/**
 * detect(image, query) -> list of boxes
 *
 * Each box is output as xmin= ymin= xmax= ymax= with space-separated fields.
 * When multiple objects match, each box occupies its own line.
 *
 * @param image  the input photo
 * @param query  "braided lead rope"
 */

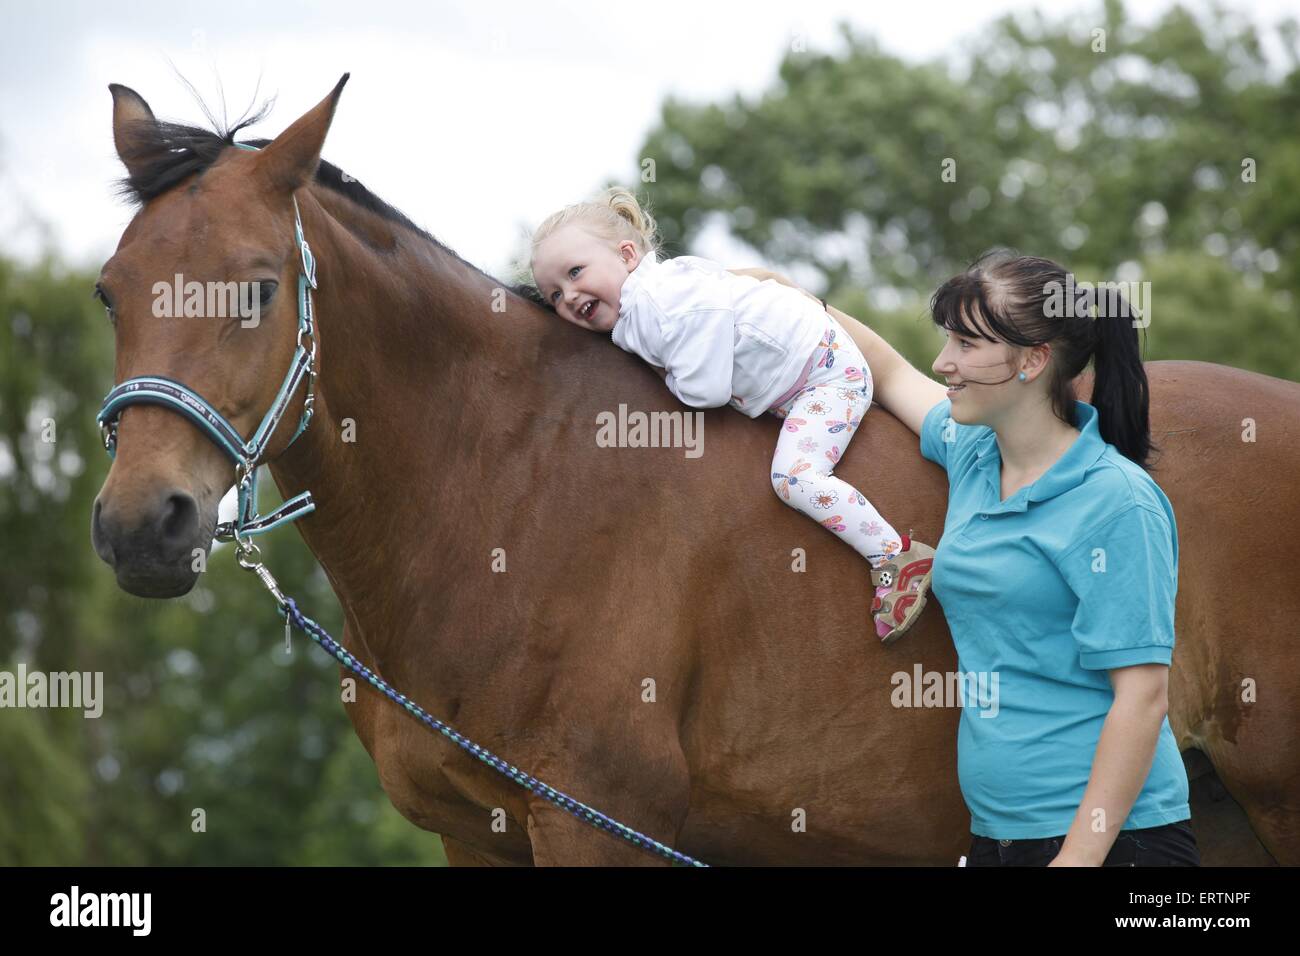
xmin=277 ymin=597 xmax=707 ymax=867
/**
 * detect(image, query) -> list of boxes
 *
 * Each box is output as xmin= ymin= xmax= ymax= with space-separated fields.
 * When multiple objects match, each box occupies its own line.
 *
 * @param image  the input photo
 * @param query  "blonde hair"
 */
xmin=530 ymin=187 xmax=662 ymax=274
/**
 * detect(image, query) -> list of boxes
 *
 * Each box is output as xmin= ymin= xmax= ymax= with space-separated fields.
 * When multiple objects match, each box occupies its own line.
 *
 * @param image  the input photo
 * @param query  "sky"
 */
xmin=2 ymin=0 xmax=1296 ymax=280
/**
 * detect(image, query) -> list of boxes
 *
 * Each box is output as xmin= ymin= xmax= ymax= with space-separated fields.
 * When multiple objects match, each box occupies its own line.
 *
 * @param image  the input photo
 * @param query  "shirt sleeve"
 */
xmin=660 ymin=308 xmax=735 ymax=409
xmin=1056 ymin=504 xmax=1179 ymax=670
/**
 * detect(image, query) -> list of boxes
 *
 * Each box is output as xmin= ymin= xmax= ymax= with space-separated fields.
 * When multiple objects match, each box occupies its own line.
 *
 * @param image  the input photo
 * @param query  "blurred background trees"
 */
xmin=2 ymin=0 xmax=1296 ymax=863
xmin=638 ymin=0 xmax=1299 ymax=376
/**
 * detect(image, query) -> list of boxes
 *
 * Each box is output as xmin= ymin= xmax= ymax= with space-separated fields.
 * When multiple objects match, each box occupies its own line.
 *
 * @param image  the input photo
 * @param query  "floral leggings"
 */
xmin=768 ymin=318 xmax=903 ymax=567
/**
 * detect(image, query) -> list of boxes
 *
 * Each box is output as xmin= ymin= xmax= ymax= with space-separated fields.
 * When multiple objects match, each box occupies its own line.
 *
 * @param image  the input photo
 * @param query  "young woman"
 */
xmin=770 ymin=250 xmax=1198 ymax=866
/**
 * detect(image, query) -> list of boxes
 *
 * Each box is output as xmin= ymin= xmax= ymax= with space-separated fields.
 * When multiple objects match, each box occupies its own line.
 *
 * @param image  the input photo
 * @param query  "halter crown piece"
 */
xmin=95 ymin=143 xmax=318 ymax=556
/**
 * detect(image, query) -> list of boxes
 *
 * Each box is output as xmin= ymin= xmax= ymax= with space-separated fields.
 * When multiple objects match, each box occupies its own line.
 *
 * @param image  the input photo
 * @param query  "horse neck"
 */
xmin=265 ymin=185 xmax=545 ymax=637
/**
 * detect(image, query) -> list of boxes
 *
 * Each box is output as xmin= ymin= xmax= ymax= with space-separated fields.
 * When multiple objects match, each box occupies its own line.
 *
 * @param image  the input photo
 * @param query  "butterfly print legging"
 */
xmin=768 ymin=321 xmax=903 ymax=567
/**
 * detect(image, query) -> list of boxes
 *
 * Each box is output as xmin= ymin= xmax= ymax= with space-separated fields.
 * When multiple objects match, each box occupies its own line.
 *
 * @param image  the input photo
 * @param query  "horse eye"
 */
xmin=92 ymin=284 xmax=116 ymax=323
xmin=258 ymin=280 xmax=278 ymax=307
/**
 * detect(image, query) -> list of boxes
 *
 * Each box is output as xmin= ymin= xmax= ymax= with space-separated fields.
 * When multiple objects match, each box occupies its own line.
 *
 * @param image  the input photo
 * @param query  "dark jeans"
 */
xmin=968 ymin=819 xmax=1200 ymax=866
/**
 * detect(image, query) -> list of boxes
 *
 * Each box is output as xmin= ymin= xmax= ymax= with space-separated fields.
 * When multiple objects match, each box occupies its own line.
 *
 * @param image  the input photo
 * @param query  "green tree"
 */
xmin=632 ymin=1 xmax=1300 ymax=381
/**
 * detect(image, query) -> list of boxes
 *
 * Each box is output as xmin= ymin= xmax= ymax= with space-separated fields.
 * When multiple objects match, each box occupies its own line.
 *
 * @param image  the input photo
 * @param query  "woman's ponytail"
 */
xmin=1089 ymin=290 xmax=1155 ymax=469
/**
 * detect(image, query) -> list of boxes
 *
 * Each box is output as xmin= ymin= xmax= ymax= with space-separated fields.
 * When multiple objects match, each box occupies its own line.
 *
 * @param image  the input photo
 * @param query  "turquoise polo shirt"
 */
xmin=920 ymin=398 xmax=1190 ymax=839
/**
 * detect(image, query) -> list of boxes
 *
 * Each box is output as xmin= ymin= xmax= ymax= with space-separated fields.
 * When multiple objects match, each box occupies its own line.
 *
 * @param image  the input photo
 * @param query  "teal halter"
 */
xmin=95 ymin=143 xmax=318 ymax=548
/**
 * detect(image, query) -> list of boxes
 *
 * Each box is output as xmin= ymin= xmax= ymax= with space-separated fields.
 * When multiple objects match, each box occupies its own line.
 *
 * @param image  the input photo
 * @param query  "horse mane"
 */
xmin=112 ymin=96 xmax=545 ymax=306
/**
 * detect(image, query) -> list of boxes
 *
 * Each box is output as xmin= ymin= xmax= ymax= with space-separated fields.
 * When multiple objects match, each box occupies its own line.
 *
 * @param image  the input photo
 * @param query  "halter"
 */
xmin=95 ymin=143 xmax=318 ymax=555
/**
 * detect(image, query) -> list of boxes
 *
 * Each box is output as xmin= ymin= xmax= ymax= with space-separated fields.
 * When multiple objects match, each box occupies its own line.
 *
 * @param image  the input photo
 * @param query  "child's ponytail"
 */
xmin=599 ymin=187 xmax=660 ymax=257
xmin=530 ymin=186 xmax=662 ymax=266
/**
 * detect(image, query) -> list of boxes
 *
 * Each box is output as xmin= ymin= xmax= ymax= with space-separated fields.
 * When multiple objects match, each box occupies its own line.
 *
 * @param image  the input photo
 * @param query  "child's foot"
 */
xmin=871 ymin=531 xmax=936 ymax=645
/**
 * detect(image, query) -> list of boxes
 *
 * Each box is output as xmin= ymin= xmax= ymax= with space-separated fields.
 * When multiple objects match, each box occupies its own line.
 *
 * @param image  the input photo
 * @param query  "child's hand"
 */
xmin=727 ymin=267 xmax=822 ymax=306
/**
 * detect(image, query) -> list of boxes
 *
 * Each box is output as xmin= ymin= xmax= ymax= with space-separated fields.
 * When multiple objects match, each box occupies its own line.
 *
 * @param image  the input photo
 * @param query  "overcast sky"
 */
xmin=2 ymin=0 xmax=1294 ymax=279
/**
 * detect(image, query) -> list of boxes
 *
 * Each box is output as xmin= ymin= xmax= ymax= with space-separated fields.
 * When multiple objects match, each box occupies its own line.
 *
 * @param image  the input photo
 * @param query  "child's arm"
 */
xmin=728 ymin=267 xmax=822 ymax=306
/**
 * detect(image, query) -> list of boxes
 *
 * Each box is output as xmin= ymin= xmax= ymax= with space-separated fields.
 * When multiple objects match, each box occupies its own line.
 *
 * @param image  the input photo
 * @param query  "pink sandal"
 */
xmin=871 ymin=532 xmax=936 ymax=644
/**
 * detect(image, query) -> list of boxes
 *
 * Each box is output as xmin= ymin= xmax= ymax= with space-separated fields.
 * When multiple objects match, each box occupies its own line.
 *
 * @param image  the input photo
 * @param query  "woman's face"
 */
xmin=931 ymin=309 xmax=1027 ymax=425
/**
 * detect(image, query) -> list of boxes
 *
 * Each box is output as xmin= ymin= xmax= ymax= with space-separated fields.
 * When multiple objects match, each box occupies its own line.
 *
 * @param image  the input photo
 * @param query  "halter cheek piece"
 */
xmin=95 ymin=143 xmax=318 ymax=556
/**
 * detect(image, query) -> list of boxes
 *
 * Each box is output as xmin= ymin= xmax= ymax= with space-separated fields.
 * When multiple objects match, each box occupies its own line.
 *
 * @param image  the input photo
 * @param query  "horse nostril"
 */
xmin=91 ymin=497 xmax=116 ymax=564
xmin=158 ymin=491 xmax=199 ymax=547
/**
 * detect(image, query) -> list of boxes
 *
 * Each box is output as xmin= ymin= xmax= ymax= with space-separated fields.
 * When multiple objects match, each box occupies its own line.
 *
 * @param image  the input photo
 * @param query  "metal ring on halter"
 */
xmin=235 ymin=538 xmax=262 ymax=568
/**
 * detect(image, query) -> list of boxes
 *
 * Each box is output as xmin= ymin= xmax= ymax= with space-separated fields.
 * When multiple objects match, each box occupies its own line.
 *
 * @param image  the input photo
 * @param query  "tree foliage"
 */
xmin=635 ymin=2 xmax=1298 ymax=377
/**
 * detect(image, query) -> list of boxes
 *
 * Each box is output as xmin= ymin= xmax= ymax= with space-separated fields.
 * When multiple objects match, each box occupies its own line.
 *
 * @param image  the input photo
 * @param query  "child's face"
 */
xmin=531 ymin=225 xmax=641 ymax=332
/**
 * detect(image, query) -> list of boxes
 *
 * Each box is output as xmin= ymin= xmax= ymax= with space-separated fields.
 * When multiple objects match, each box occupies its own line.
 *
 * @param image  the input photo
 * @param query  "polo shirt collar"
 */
xmin=974 ymin=400 xmax=1107 ymax=512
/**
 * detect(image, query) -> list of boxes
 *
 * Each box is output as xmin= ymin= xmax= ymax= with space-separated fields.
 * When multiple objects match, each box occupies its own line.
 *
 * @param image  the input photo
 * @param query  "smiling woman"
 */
xmin=810 ymin=249 xmax=1198 ymax=866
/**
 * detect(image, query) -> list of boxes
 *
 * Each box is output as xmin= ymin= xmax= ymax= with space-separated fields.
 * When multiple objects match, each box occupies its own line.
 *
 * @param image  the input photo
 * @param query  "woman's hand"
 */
xmin=727 ymin=267 xmax=822 ymax=306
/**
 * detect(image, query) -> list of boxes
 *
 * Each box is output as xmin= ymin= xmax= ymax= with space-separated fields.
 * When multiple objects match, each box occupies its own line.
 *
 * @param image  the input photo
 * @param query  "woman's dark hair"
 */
xmin=929 ymin=249 xmax=1157 ymax=470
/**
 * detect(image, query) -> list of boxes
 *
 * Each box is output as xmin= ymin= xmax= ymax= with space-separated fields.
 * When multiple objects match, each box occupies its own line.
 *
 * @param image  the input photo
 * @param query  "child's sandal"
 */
xmin=871 ymin=531 xmax=936 ymax=645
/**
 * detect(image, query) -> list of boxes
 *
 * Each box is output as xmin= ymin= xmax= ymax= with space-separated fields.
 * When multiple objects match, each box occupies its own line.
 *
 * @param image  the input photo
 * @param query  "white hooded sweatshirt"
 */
xmin=610 ymin=252 xmax=828 ymax=418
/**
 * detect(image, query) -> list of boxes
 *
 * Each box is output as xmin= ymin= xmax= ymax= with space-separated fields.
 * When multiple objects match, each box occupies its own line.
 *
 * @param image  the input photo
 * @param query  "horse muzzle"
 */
xmin=92 ymin=483 xmax=211 ymax=597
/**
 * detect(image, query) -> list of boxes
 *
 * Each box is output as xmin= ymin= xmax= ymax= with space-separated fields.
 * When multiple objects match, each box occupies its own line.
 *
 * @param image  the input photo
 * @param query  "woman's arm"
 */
xmin=828 ymin=305 xmax=947 ymax=437
xmin=727 ymin=268 xmax=946 ymax=436
xmin=1049 ymin=664 xmax=1170 ymax=866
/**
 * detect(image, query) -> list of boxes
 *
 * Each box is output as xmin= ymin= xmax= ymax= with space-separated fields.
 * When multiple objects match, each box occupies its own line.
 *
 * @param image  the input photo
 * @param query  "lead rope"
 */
xmin=236 ymin=546 xmax=706 ymax=866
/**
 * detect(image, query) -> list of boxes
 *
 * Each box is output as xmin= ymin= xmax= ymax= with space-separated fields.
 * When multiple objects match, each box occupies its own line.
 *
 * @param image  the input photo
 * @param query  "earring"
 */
xmin=1018 ymin=372 xmax=1027 ymax=382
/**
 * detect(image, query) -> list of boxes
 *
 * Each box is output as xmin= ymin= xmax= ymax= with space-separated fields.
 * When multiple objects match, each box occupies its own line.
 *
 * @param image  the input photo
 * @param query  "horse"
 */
xmin=91 ymin=76 xmax=1299 ymax=865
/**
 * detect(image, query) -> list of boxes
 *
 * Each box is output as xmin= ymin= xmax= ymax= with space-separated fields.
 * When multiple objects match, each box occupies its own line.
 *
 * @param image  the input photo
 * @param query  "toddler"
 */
xmin=529 ymin=188 xmax=934 ymax=642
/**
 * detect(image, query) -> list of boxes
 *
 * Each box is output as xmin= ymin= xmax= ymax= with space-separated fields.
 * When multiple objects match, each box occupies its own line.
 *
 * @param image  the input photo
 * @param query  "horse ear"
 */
xmin=253 ymin=73 xmax=350 ymax=195
xmin=109 ymin=84 xmax=163 ymax=181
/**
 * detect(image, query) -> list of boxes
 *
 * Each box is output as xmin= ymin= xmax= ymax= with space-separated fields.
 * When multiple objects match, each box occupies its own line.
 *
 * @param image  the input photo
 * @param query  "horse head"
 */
xmin=91 ymin=75 xmax=349 ymax=597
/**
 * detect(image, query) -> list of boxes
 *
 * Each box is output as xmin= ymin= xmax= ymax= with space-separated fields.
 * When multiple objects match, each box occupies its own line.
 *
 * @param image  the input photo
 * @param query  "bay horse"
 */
xmin=91 ymin=76 xmax=1299 ymax=865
